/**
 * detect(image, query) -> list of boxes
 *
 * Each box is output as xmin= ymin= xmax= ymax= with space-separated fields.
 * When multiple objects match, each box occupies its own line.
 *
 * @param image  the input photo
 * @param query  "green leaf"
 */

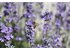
xmin=22 ymin=41 xmax=30 ymax=48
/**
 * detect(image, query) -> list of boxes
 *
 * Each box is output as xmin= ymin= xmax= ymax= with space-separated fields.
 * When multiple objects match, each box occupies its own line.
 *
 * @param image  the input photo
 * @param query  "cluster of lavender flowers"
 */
xmin=0 ymin=2 xmax=70 ymax=48
xmin=0 ymin=3 xmax=22 ymax=48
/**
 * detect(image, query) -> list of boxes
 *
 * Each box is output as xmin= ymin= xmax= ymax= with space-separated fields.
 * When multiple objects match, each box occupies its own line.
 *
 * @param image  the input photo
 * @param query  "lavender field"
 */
xmin=0 ymin=2 xmax=70 ymax=48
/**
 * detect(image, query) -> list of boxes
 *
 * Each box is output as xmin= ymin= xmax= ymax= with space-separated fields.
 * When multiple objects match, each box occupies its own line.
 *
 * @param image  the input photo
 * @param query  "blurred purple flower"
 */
xmin=15 ymin=37 xmax=22 ymax=41
xmin=4 ymin=3 xmax=12 ymax=9
xmin=5 ymin=17 xmax=13 ymax=23
xmin=4 ymin=35 xmax=11 ymax=40
xmin=56 ymin=2 xmax=66 ymax=12
xmin=14 ymin=25 xmax=20 ymax=31
xmin=10 ymin=34 xmax=14 ymax=39
xmin=7 ymin=27 xmax=13 ymax=33
xmin=1 ymin=26 xmax=8 ymax=33
xmin=13 ymin=17 xmax=19 ymax=23
xmin=4 ymin=34 xmax=14 ymax=40
xmin=1 ymin=26 xmax=13 ymax=34
xmin=43 ymin=23 xmax=52 ymax=31
xmin=41 ymin=11 xmax=52 ymax=21
xmin=66 ymin=23 xmax=70 ymax=30
xmin=0 ymin=38 xmax=4 ymax=42
xmin=55 ymin=19 xmax=61 ymax=27
xmin=5 ymin=41 xmax=11 ymax=47
xmin=26 ymin=19 xmax=34 ymax=26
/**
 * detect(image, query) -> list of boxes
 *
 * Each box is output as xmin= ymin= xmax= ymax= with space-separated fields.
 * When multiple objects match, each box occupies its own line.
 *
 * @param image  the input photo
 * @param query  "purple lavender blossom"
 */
xmin=1 ymin=26 xmax=13 ymax=34
xmin=4 ymin=34 xmax=14 ymax=40
xmin=43 ymin=23 xmax=52 ymax=31
xmin=4 ymin=3 xmax=12 ymax=9
xmin=55 ymin=19 xmax=61 ymax=27
xmin=6 ymin=27 xmax=13 ymax=34
xmin=25 ymin=19 xmax=35 ymax=47
xmin=0 ymin=38 xmax=4 ymax=42
xmin=41 ymin=11 xmax=52 ymax=21
xmin=14 ymin=25 xmax=20 ymax=32
xmin=5 ymin=17 xmax=13 ymax=23
xmin=3 ymin=9 xmax=10 ymax=16
xmin=56 ymin=2 xmax=66 ymax=12
xmin=66 ymin=23 xmax=70 ymax=30
xmin=51 ymin=34 xmax=62 ymax=48
xmin=26 ymin=20 xmax=33 ymax=26
xmin=15 ymin=37 xmax=22 ymax=41
xmin=4 ymin=35 xmax=11 ymax=40
xmin=1 ymin=26 xmax=8 ymax=33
